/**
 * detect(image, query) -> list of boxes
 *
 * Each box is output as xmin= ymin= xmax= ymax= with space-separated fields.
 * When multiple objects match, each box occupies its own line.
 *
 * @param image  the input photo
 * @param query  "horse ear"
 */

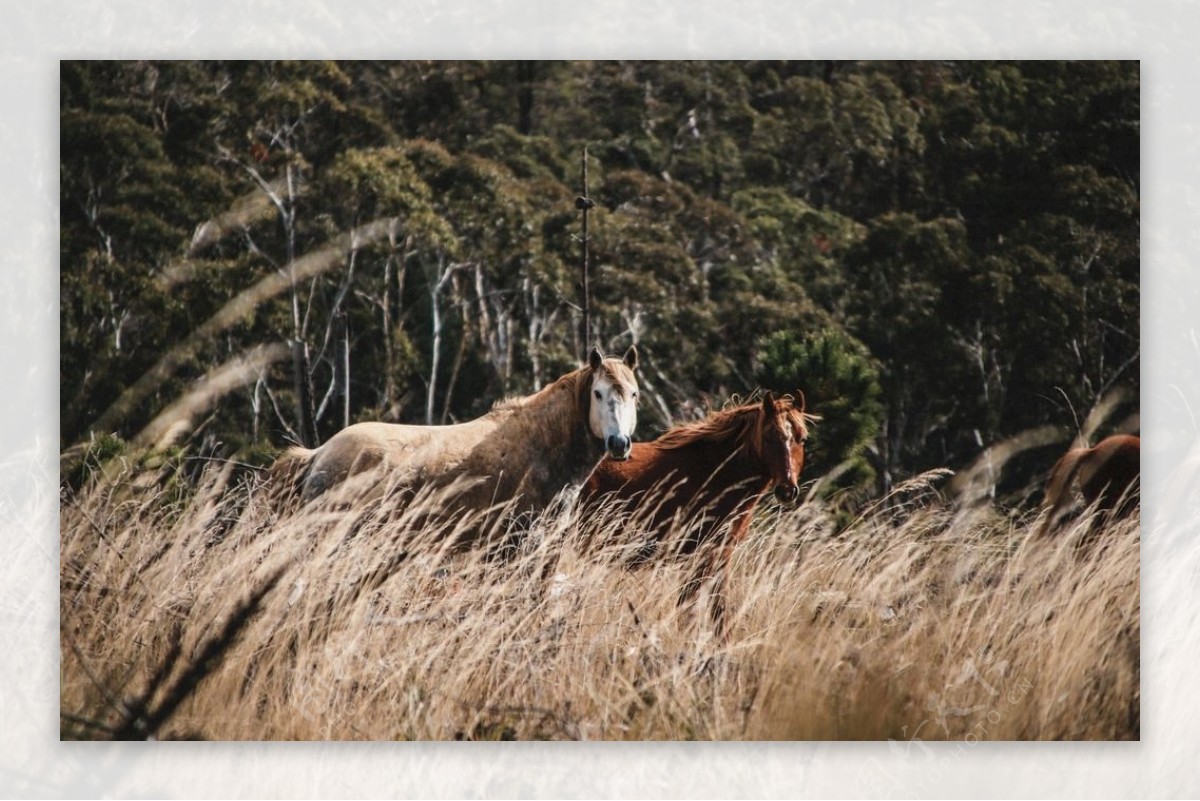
xmin=623 ymin=345 xmax=638 ymax=369
xmin=588 ymin=347 xmax=603 ymax=371
xmin=762 ymin=390 xmax=776 ymax=416
xmin=792 ymin=389 xmax=806 ymax=413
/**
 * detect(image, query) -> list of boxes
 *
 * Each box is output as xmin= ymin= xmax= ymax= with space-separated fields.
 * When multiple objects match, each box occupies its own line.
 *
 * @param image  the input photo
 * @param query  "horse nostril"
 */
xmin=775 ymin=484 xmax=799 ymax=503
xmin=607 ymin=435 xmax=632 ymax=459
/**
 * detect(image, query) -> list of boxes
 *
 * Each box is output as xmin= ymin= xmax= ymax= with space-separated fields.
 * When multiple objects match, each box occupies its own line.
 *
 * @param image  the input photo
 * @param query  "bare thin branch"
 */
xmin=80 ymin=218 xmax=401 ymax=444
xmin=131 ymin=342 xmax=291 ymax=451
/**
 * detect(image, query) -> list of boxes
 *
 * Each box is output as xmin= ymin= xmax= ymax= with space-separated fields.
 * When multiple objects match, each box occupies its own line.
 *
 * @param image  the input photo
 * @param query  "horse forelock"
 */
xmin=594 ymin=358 xmax=637 ymax=398
xmin=781 ymin=405 xmax=817 ymax=440
xmin=758 ymin=390 xmax=815 ymax=437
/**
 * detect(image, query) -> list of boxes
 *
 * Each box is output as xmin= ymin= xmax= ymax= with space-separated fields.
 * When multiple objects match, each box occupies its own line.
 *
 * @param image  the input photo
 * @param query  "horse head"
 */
xmin=586 ymin=346 xmax=639 ymax=460
xmin=756 ymin=389 xmax=808 ymax=503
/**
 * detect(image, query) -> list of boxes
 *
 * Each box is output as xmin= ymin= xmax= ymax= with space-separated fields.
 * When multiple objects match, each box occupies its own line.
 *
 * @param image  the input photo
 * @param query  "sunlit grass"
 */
xmin=60 ymin=460 xmax=1138 ymax=741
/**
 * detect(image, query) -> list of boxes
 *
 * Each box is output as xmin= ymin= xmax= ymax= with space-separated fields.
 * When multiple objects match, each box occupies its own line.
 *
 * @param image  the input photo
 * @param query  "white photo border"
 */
xmin=7 ymin=1 xmax=1198 ymax=797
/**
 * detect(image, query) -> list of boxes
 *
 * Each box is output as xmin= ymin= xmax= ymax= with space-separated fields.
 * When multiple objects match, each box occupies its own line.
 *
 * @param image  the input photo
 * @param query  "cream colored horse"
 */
xmin=269 ymin=347 xmax=639 ymax=521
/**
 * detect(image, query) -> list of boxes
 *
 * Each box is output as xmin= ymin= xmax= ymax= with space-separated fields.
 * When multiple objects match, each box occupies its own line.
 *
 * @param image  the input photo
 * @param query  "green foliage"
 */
xmin=730 ymin=187 xmax=865 ymax=313
xmin=62 ymin=433 xmax=130 ymax=491
xmin=755 ymin=329 xmax=884 ymax=494
xmin=59 ymin=60 xmax=1139 ymax=500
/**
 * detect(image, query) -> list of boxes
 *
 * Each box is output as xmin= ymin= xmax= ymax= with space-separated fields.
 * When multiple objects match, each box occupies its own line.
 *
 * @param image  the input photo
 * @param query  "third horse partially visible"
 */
xmin=1038 ymin=433 xmax=1140 ymax=539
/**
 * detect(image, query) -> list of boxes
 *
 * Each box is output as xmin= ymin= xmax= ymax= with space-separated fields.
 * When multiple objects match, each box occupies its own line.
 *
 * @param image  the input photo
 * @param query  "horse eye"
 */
xmin=594 ymin=390 xmax=602 ymax=399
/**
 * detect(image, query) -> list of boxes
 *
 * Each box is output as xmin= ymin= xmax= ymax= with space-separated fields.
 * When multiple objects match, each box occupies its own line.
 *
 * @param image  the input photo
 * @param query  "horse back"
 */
xmin=582 ymin=443 xmax=709 ymax=505
xmin=582 ymin=443 xmax=653 ymax=499
xmin=302 ymin=420 xmax=466 ymax=500
xmin=264 ymin=445 xmax=314 ymax=506
xmin=1080 ymin=434 xmax=1140 ymax=508
xmin=1040 ymin=434 xmax=1140 ymax=537
xmin=581 ymin=439 xmax=762 ymax=538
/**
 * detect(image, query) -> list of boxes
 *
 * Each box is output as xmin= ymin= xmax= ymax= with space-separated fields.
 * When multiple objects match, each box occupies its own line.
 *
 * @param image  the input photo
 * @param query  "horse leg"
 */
xmin=483 ymin=532 xmax=519 ymax=563
xmin=678 ymin=515 xmax=750 ymax=640
xmin=708 ymin=513 xmax=754 ymax=640
xmin=1082 ymin=446 xmax=1140 ymax=518
xmin=676 ymin=537 xmax=719 ymax=629
xmin=1085 ymin=475 xmax=1140 ymax=551
xmin=676 ymin=561 xmax=707 ymax=609
xmin=709 ymin=561 xmax=730 ymax=641
xmin=1115 ymin=476 xmax=1140 ymax=520
xmin=678 ymin=541 xmax=739 ymax=642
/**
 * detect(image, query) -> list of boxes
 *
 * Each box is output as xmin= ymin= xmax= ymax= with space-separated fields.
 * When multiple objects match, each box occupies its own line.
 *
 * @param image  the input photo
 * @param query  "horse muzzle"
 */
xmin=774 ymin=483 xmax=800 ymax=503
xmin=606 ymin=434 xmax=632 ymax=461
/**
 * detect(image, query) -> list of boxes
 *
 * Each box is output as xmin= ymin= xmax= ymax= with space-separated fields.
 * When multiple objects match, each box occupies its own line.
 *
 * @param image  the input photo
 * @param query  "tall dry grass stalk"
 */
xmin=60 ymin=460 xmax=1138 ymax=741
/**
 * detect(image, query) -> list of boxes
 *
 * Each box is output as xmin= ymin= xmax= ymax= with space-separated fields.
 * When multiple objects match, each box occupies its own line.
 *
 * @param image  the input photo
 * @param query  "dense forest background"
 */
xmin=59 ymin=60 xmax=1139 ymax=502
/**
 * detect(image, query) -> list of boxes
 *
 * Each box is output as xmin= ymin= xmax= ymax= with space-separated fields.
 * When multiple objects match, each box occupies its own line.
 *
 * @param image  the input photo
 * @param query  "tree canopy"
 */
xmin=60 ymin=60 xmax=1139 ymax=499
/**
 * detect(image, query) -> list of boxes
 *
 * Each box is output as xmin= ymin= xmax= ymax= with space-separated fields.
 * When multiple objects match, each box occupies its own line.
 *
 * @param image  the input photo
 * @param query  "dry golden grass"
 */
xmin=59 ymin=459 xmax=1139 ymax=741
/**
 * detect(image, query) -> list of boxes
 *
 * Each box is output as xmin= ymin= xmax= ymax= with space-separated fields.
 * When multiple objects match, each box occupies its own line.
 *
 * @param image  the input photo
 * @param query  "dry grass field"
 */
xmin=59 ymin=457 xmax=1139 ymax=741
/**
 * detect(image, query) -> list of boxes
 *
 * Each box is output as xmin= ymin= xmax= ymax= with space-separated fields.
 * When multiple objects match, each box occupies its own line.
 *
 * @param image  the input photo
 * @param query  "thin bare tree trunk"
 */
xmin=82 ymin=218 xmax=400 ymax=444
xmin=338 ymin=309 xmax=350 ymax=430
xmin=427 ymin=262 xmax=443 ymax=426
xmin=577 ymin=147 xmax=594 ymax=360
xmin=523 ymin=276 xmax=543 ymax=390
xmin=441 ymin=282 xmax=470 ymax=425
xmin=381 ymin=254 xmax=395 ymax=411
xmin=426 ymin=254 xmax=458 ymax=426
xmin=291 ymin=339 xmax=318 ymax=447
xmin=271 ymin=160 xmax=318 ymax=448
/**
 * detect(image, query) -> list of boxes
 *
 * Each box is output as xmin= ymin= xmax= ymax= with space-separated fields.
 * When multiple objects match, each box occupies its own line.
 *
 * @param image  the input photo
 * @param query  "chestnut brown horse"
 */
xmin=269 ymin=348 xmax=639 ymax=540
xmin=580 ymin=390 xmax=813 ymax=635
xmin=1038 ymin=433 xmax=1140 ymax=538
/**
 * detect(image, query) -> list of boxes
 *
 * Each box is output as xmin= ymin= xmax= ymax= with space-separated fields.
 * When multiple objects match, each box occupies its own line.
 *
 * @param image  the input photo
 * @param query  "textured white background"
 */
xmin=4 ymin=1 xmax=1198 ymax=797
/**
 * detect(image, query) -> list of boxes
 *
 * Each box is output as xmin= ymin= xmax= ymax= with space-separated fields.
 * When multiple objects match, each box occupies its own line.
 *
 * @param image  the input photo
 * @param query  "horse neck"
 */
xmin=661 ymin=413 xmax=771 ymax=492
xmin=521 ymin=369 xmax=603 ymax=476
xmin=648 ymin=417 xmax=771 ymax=544
xmin=717 ymin=428 xmax=773 ymax=491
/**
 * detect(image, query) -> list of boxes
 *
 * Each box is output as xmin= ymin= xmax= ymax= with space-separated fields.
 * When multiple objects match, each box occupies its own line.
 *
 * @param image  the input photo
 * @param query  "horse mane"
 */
xmin=490 ymin=359 xmax=635 ymax=414
xmin=651 ymin=394 xmax=814 ymax=453
xmin=491 ymin=368 xmax=585 ymax=413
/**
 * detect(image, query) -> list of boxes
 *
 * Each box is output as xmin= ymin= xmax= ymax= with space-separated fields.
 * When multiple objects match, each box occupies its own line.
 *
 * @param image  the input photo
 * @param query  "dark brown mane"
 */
xmin=651 ymin=398 xmax=813 ymax=452
xmin=652 ymin=404 xmax=758 ymax=451
xmin=782 ymin=405 xmax=815 ymax=437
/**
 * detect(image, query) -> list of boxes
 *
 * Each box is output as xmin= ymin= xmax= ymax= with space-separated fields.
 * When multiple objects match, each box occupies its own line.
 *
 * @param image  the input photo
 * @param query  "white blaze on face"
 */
xmin=588 ymin=370 xmax=637 ymax=458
